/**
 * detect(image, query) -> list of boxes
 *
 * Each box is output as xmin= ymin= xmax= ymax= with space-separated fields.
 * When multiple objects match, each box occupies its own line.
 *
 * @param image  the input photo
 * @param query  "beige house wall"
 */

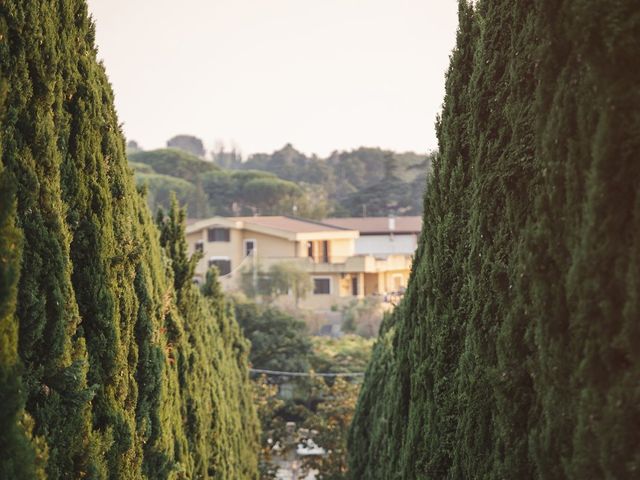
xmin=301 ymin=238 xmax=356 ymax=263
xmin=187 ymin=230 xmax=211 ymax=278
xmin=337 ymin=274 xmax=353 ymax=297
xmin=240 ymin=230 xmax=296 ymax=260
xmin=328 ymin=238 xmax=355 ymax=258
xmin=298 ymin=273 xmax=353 ymax=311
xmin=295 ymin=240 xmax=308 ymax=257
xmin=186 ymin=231 xmax=204 ymax=250
xmin=364 ymin=273 xmax=379 ymax=295
xmin=295 ymin=271 xmax=374 ymax=311
xmin=189 ymin=226 xmax=243 ymax=278
xmin=382 ymin=270 xmax=407 ymax=291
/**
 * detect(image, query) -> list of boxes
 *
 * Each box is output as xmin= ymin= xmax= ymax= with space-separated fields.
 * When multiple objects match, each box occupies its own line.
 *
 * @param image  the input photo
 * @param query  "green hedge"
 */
xmin=348 ymin=1 xmax=640 ymax=478
xmin=0 ymin=1 xmax=258 ymax=478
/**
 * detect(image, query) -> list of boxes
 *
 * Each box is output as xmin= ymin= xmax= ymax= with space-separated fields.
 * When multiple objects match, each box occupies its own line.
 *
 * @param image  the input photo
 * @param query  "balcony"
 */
xmin=259 ymin=254 xmax=412 ymax=274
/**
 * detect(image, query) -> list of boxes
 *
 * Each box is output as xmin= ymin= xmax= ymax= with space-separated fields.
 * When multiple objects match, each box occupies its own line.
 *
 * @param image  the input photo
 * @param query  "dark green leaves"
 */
xmin=349 ymin=1 xmax=640 ymax=478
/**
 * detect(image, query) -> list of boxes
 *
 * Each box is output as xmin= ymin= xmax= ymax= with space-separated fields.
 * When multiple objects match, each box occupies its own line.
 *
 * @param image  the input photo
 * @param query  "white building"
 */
xmin=322 ymin=216 xmax=422 ymax=256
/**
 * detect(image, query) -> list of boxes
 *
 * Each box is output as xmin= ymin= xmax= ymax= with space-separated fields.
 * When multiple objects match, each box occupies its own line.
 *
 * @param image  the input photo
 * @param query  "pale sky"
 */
xmin=87 ymin=0 xmax=458 ymax=157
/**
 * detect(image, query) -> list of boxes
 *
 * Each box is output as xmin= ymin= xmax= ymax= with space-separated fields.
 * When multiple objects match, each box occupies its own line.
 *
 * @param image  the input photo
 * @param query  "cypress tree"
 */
xmin=157 ymin=199 xmax=260 ymax=478
xmin=0 ymin=129 xmax=40 ymax=479
xmin=349 ymin=4 xmax=477 ymax=477
xmin=0 ymin=21 xmax=31 ymax=473
xmin=452 ymin=1 xmax=538 ymax=477
xmin=349 ymin=1 xmax=640 ymax=478
xmin=526 ymin=1 xmax=640 ymax=477
xmin=0 ymin=1 xmax=259 ymax=478
xmin=1 ymin=2 xmax=101 ymax=476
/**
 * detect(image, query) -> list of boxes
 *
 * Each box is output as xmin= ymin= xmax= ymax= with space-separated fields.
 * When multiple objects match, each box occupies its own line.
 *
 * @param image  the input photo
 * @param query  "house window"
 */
xmin=307 ymin=241 xmax=314 ymax=258
xmin=208 ymin=257 xmax=231 ymax=276
xmin=244 ymin=239 xmax=256 ymax=257
xmin=321 ymin=240 xmax=329 ymax=263
xmin=351 ymin=276 xmax=359 ymax=296
xmin=313 ymin=277 xmax=331 ymax=295
xmin=195 ymin=240 xmax=204 ymax=253
xmin=208 ymin=227 xmax=230 ymax=242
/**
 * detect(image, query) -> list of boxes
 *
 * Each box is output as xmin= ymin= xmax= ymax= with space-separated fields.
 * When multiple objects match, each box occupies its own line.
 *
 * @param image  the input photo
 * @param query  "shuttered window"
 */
xmin=208 ymin=227 xmax=230 ymax=242
xmin=313 ymin=278 xmax=331 ymax=295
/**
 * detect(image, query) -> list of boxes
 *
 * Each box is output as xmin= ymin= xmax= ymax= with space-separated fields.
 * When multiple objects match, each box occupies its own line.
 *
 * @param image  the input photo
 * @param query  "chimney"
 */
xmin=388 ymin=215 xmax=396 ymax=232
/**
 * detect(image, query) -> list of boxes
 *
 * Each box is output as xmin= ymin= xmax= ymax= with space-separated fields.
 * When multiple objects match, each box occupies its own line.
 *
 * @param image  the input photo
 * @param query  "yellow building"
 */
xmin=185 ymin=216 xmax=414 ymax=312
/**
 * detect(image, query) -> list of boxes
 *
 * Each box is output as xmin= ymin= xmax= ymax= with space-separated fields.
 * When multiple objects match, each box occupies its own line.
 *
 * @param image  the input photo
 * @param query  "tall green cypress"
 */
xmin=452 ymin=1 xmax=539 ymax=477
xmin=349 ymin=4 xmax=478 ymax=477
xmin=157 ymin=199 xmax=260 ymax=478
xmin=0 ymin=118 xmax=39 ymax=479
xmin=0 ymin=1 xmax=259 ymax=478
xmin=349 ymin=1 xmax=640 ymax=478
xmin=0 ymin=2 xmax=100 ymax=476
xmin=526 ymin=1 xmax=640 ymax=477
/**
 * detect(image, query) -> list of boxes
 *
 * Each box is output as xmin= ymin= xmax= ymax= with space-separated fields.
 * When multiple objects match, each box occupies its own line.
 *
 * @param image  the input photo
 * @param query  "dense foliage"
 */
xmin=237 ymin=144 xmax=431 ymax=217
xmin=232 ymin=296 xmax=313 ymax=373
xmin=349 ymin=1 xmax=640 ymax=478
xmin=137 ymin=172 xmax=205 ymax=217
xmin=338 ymin=298 xmax=384 ymax=338
xmin=200 ymin=170 xmax=307 ymax=217
xmin=131 ymin=142 xmax=430 ymax=219
xmin=156 ymin=202 xmax=260 ymax=479
xmin=129 ymin=149 xmax=326 ymax=218
xmin=238 ymin=262 xmax=313 ymax=307
xmin=309 ymin=335 xmax=374 ymax=375
xmin=302 ymin=377 xmax=360 ymax=480
xmin=230 ymin=292 xmax=374 ymax=479
xmin=130 ymin=148 xmax=218 ymax=183
xmin=250 ymin=332 xmax=373 ymax=480
xmin=0 ymin=2 xmax=258 ymax=478
xmin=0 ymin=102 xmax=44 ymax=480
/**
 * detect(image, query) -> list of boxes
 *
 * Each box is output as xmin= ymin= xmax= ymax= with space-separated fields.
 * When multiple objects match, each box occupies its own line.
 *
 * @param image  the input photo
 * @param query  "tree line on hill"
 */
xmin=130 ymin=148 xmax=329 ymax=219
xmin=348 ymin=1 xmax=639 ymax=479
xmin=128 ymin=140 xmax=432 ymax=219
xmin=267 ymin=144 xmax=432 ymax=218
xmin=0 ymin=2 xmax=258 ymax=478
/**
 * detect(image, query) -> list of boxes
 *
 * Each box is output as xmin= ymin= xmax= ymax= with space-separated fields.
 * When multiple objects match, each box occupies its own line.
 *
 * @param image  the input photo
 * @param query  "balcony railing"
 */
xmin=257 ymin=254 xmax=413 ymax=273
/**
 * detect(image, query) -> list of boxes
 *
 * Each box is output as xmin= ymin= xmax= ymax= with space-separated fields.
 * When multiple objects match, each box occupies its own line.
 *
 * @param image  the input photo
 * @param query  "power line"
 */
xmin=249 ymin=368 xmax=365 ymax=378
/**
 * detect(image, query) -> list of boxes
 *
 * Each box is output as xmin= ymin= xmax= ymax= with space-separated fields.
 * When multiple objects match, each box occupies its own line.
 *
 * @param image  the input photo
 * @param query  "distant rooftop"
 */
xmin=233 ymin=216 xmax=348 ymax=233
xmin=186 ymin=215 xmax=357 ymax=240
xmin=323 ymin=216 xmax=422 ymax=234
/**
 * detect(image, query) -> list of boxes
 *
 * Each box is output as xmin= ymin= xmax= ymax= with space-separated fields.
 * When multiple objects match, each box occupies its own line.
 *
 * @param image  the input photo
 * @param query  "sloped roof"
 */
xmin=323 ymin=216 xmax=422 ymax=234
xmin=234 ymin=216 xmax=348 ymax=233
xmin=186 ymin=215 xmax=358 ymax=241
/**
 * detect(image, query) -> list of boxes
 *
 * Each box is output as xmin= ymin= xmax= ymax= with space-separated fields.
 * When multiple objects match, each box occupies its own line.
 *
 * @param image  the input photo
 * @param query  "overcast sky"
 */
xmin=86 ymin=0 xmax=458 ymax=157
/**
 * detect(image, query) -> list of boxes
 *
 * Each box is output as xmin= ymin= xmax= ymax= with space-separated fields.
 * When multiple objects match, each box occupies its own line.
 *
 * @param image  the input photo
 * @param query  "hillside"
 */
xmin=0 ymin=2 xmax=258 ymax=478
xmin=130 ymin=148 xmax=219 ymax=182
xmin=348 ymin=1 xmax=640 ymax=478
xmin=129 ymin=148 xmax=319 ymax=218
xmin=237 ymin=144 xmax=432 ymax=217
xmin=131 ymin=143 xmax=431 ymax=219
